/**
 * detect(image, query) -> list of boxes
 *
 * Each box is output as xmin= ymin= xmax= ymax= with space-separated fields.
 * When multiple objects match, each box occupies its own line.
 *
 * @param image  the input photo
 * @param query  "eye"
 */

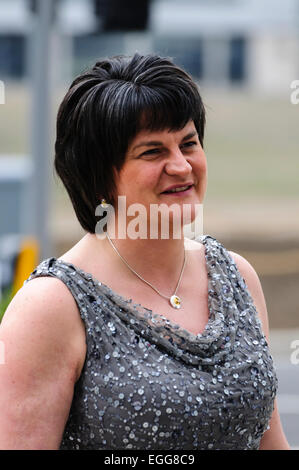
xmin=181 ymin=141 xmax=197 ymax=149
xmin=139 ymin=148 xmax=162 ymax=158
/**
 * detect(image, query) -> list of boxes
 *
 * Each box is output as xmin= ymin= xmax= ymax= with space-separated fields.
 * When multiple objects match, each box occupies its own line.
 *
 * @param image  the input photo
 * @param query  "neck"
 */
xmin=92 ymin=231 xmax=187 ymax=289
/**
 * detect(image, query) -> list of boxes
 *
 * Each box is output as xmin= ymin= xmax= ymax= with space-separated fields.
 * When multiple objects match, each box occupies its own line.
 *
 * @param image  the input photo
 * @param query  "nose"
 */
xmin=164 ymin=148 xmax=192 ymax=176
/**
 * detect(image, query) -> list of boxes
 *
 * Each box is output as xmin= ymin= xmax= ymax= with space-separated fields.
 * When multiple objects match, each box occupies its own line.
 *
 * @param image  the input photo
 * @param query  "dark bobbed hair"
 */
xmin=54 ymin=53 xmax=206 ymax=233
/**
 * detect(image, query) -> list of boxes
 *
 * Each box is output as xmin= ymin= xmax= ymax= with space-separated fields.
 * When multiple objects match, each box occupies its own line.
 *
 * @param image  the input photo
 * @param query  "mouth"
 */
xmin=161 ymin=184 xmax=194 ymax=195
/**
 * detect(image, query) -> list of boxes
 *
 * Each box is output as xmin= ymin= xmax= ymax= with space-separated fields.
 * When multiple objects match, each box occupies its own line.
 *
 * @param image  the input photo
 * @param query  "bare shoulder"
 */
xmin=2 ymin=275 xmax=83 ymax=330
xmin=1 ymin=275 xmax=86 ymax=381
xmin=228 ymin=251 xmax=260 ymax=284
xmin=0 ymin=276 xmax=86 ymax=449
xmin=228 ymin=250 xmax=269 ymax=340
xmin=4 ymin=274 xmax=77 ymax=311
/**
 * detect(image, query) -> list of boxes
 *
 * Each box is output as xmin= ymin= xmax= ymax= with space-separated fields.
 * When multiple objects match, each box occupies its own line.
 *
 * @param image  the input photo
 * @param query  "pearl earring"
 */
xmin=100 ymin=198 xmax=109 ymax=208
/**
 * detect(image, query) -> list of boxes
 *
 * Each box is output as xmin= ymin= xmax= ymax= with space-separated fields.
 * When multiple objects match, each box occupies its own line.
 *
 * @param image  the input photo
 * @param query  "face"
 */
xmin=112 ymin=120 xmax=208 ymax=237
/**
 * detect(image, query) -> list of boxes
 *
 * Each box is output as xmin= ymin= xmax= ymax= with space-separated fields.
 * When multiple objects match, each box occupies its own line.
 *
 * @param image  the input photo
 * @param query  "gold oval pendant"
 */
xmin=170 ymin=295 xmax=182 ymax=309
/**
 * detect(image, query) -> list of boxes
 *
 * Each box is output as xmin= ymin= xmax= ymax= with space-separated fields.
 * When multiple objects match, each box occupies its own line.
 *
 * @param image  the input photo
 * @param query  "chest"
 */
xmin=95 ymin=263 xmax=210 ymax=336
xmin=61 ymin=238 xmax=210 ymax=336
xmin=61 ymin=307 xmax=277 ymax=451
xmin=134 ymin=287 xmax=210 ymax=336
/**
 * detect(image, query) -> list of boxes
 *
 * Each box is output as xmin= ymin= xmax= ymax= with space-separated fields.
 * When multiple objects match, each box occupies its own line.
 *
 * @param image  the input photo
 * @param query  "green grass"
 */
xmin=0 ymin=287 xmax=13 ymax=323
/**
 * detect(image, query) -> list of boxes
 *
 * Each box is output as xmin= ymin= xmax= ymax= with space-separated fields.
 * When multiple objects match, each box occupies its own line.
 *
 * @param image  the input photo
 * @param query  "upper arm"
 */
xmin=229 ymin=251 xmax=290 ymax=450
xmin=0 ymin=277 xmax=86 ymax=449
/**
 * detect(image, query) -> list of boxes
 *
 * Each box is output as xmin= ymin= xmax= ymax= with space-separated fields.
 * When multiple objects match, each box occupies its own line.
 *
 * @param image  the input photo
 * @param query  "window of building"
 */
xmin=229 ymin=36 xmax=246 ymax=83
xmin=0 ymin=35 xmax=25 ymax=79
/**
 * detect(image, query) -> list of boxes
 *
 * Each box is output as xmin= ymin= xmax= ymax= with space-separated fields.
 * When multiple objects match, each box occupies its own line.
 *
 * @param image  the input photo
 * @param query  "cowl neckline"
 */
xmin=53 ymin=234 xmax=242 ymax=366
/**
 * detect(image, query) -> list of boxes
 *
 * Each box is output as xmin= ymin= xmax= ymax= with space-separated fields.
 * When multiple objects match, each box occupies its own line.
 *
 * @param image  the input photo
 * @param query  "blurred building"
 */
xmin=0 ymin=0 xmax=299 ymax=91
xmin=151 ymin=0 xmax=299 ymax=94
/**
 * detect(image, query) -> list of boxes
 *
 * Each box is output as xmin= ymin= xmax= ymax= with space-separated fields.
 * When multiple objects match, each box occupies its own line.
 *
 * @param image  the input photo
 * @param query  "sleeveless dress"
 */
xmin=25 ymin=235 xmax=277 ymax=450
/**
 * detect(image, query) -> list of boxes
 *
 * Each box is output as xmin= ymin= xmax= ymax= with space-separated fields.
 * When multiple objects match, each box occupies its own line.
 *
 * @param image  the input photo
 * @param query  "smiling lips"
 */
xmin=161 ymin=183 xmax=194 ymax=195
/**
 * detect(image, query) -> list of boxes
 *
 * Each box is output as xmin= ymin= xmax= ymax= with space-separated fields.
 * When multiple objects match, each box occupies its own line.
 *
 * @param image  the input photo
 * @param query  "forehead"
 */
xmin=128 ymin=120 xmax=197 ymax=148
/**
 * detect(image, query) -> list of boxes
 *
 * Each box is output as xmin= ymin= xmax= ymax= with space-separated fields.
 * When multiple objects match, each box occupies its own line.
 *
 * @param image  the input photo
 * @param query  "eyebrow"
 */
xmin=131 ymin=131 xmax=198 ymax=152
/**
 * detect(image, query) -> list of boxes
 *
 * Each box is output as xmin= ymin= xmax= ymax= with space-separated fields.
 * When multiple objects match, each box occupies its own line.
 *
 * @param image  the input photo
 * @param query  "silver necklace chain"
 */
xmin=106 ymin=232 xmax=187 ymax=307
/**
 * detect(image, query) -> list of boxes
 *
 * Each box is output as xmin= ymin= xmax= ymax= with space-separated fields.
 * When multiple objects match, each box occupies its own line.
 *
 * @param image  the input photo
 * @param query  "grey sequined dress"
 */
xmin=25 ymin=235 xmax=277 ymax=450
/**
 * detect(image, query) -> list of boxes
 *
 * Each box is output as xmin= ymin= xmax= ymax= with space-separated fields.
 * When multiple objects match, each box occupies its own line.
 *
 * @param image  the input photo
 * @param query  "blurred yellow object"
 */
xmin=12 ymin=237 xmax=39 ymax=296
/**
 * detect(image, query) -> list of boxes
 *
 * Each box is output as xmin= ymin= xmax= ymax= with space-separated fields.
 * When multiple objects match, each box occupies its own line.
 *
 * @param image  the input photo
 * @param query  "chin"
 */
xmin=153 ymin=204 xmax=203 ymax=239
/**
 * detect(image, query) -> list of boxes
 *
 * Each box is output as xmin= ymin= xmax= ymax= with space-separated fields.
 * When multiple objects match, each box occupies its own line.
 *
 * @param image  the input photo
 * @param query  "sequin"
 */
xmin=25 ymin=235 xmax=278 ymax=450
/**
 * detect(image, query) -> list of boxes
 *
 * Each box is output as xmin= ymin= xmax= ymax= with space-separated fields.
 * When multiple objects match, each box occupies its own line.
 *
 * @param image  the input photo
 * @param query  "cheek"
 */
xmin=194 ymin=152 xmax=207 ymax=177
xmin=201 ymin=159 xmax=208 ymax=179
xmin=193 ymin=154 xmax=208 ymax=198
xmin=135 ymin=165 xmax=161 ymax=189
xmin=115 ymin=165 xmax=159 ymax=201
xmin=115 ymin=167 xmax=137 ymax=193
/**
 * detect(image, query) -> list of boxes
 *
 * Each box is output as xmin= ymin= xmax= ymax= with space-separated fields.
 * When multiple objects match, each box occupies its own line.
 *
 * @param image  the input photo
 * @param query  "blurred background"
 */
xmin=0 ymin=0 xmax=298 ymax=447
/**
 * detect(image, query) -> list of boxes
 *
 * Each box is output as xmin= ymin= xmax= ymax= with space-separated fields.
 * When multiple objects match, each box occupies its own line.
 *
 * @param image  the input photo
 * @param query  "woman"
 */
xmin=0 ymin=53 xmax=290 ymax=450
